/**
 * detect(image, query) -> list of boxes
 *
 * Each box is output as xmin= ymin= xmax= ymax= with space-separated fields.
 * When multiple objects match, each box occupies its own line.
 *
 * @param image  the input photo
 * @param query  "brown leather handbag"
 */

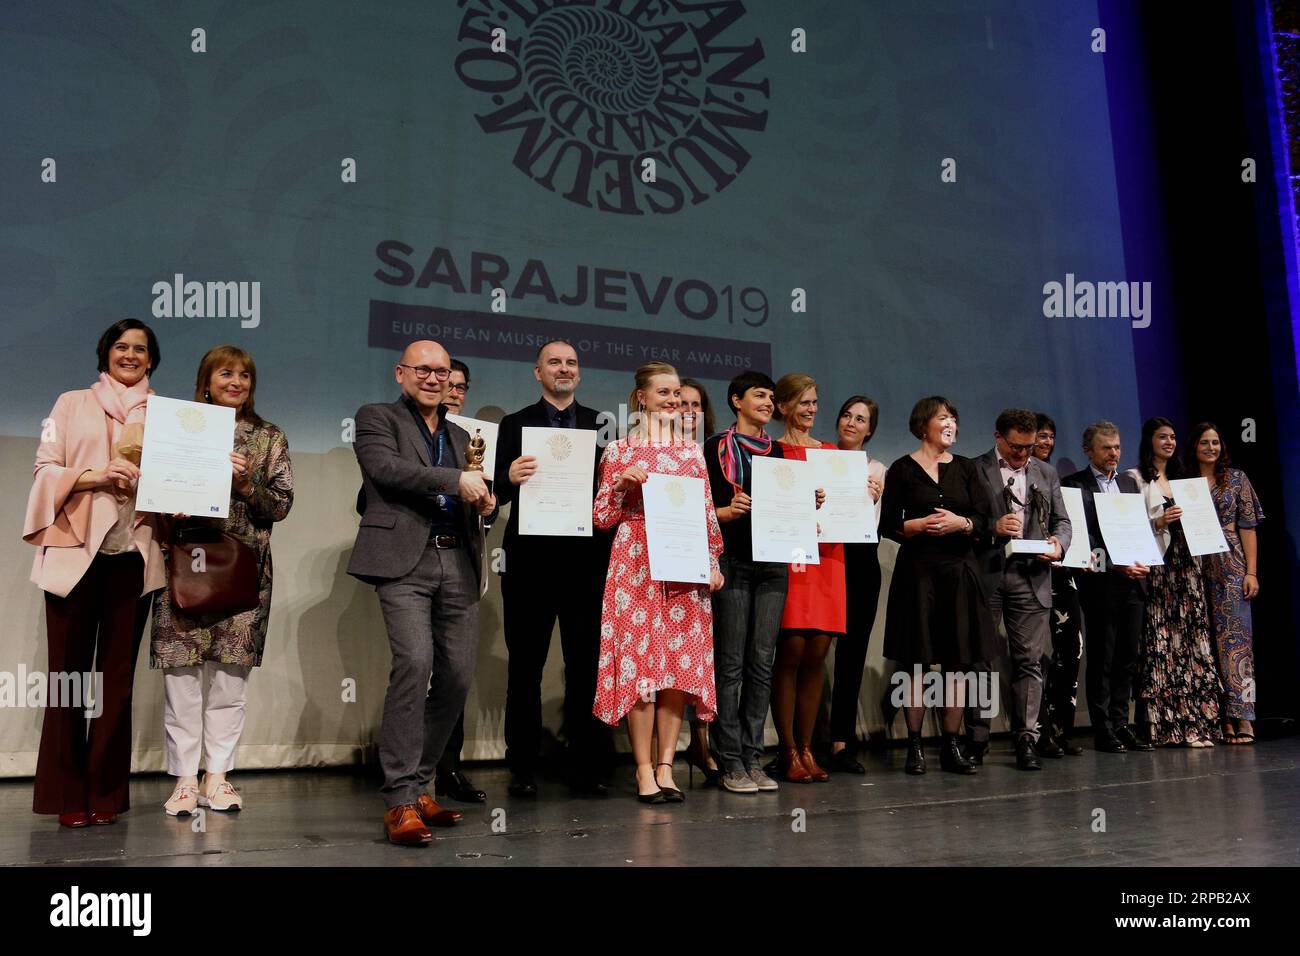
xmin=169 ymin=526 xmax=260 ymax=617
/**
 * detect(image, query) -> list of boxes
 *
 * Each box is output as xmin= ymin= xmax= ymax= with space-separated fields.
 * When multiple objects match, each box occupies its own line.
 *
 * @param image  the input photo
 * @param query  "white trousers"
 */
xmin=163 ymin=662 xmax=252 ymax=776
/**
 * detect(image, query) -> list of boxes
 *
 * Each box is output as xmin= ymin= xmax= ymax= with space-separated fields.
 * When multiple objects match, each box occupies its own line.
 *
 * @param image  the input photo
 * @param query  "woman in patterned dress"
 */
xmin=1126 ymin=418 xmax=1220 ymax=746
xmin=592 ymin=363 xmax=724 ymax=803
xmin=1190 ymin=423 xmax=1263 ymax=744
xmin=152 ymin=346 xmax=294 ymax=815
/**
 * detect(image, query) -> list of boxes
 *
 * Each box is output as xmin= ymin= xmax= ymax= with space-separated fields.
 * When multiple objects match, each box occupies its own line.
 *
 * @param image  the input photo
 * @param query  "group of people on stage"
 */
xmin=21 ymin=323 xmax=1265 ymax=848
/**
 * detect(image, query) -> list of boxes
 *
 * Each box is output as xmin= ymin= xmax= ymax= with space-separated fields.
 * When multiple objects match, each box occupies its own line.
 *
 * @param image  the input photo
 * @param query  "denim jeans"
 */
xmin=710 ymin=554 xmax=789 ymax=773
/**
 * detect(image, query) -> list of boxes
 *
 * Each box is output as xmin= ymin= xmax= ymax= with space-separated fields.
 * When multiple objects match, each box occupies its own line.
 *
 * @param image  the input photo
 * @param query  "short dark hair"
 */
xmin=726 ymin=371 xmax=777 ymax=415
xmin=836 ymin=395 xmax=880 ymax=444
xmin=1082 ymin=420 xmax=1120 ymax=452
xmin=1035 ymin=412 xmax=1056 ymax=434
xmin=909 ymin=396 xmax=958 ymax=440
xmin=96 ymin=319 xmax=161 ymax=375
xmin=995 ymin=408 xmax=1038 ymax=437
xmin=535 ymin=339 xmax=575 ymax=363
xmin=450 ymin=358 xmax=470 ymax=384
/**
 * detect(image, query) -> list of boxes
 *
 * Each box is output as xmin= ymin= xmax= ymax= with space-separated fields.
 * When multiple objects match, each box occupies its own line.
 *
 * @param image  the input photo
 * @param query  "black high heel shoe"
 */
xmin=684 ymin=747 xmax=722 ymax=787
xmin=636 ymin=767 xmax=667 ymax=804
xmin=655 ymin=762 xmax=685 ymax=803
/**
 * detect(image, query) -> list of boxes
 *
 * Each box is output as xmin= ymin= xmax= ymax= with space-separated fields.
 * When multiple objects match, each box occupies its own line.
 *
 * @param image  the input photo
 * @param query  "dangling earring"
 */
xmin=204 ymin=390 xmax=212 ymax=402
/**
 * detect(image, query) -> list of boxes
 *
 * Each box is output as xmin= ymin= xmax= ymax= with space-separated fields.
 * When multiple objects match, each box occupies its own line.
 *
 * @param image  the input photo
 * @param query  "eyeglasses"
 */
xmin=1005 ymin=440 xmax=1037 ymax=453
xmin=398 ymin=365 xmax=451 ymax=381
xmin=448 ymin=382 xmax=469 ymax=393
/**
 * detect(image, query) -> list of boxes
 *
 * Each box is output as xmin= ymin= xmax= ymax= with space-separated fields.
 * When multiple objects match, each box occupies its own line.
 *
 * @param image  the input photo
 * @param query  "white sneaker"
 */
xmin=164 ymin=783 xmax=199 ymax=817
xmin=199 ymin=777 xmax=243 ymax=812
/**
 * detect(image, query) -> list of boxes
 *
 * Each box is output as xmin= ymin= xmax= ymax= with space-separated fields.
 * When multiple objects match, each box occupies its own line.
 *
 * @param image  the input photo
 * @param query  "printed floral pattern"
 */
xmin=591 ymin=438 xmax=723 ymax=725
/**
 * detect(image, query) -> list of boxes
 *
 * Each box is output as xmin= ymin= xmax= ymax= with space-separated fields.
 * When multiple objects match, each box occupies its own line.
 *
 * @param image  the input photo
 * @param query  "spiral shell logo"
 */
xmin=773 ymin=463 xmax=795 ymax=491
xmin=453 ymin=1 xmax=769 ymax=214
xmin=548 ymin=433 xmax=574 ymax=460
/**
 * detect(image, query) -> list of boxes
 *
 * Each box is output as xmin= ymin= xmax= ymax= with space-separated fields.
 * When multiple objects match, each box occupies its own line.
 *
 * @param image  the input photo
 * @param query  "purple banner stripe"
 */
xmin=367 ymin=300 xmax=771 ymax=381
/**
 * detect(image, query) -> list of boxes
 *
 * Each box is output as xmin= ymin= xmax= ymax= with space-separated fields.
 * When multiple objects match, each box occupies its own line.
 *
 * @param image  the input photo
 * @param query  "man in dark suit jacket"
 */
xmin=968 ymin=409 xmax=1072 ymax=770
xmin=493 ymin=339 xmax=613 ymax=795
xmin=349 ymin=340 xmax=498 ymax=846
xmin=1061 ymin=420 xmax=1153 ymax=755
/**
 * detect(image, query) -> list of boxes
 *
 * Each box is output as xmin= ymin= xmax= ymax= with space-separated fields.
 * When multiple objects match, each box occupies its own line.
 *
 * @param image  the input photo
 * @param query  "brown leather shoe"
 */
xmin=384 ymin=805 xmax=432 ymax=846
xmin=798 ymin=746 xmax=830 ymax=782
xmin=779 ymin=747 xmax=813 ymax=783
xmin=415 ymin=793 xmax=463 ymax=828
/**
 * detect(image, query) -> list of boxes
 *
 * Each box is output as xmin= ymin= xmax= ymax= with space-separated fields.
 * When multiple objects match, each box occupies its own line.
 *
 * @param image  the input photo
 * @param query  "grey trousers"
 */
xmin=968 ymin=567 xmax=1049 ymax=743
xmin=375 ymin=543 xmax=479 ymax=808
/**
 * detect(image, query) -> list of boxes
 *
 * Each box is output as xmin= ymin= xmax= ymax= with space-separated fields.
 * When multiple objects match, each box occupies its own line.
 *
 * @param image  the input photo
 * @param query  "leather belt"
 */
xmin=428 ymin=534 xmax=462 ymax=549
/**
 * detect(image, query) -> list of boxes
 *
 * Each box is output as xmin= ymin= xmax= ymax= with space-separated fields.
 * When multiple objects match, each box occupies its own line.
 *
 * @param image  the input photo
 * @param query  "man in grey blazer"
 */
xmin=967 ymin=408 xmax=1072 ymax=770
xmin=348 ymin=340 xmax=498 ymax=846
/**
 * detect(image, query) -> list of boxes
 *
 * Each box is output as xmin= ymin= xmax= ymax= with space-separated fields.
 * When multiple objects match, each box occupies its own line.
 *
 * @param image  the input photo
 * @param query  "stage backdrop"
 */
xmin=0 ymin=0 xmax=1143 ymax=775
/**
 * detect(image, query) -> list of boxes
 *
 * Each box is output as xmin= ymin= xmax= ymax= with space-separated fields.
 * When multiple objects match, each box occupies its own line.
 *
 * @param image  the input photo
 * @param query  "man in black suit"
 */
xmin=969 ymin=409 xmax=1072 ymax=770
xmin=494 ymin=339 xmax=613 ymax=795
xmin=1061 ymin=420 xmax=1153 ymax=754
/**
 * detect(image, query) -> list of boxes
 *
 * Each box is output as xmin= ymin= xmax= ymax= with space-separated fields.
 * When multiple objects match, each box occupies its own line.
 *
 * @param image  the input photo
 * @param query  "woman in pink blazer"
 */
xmin=22 ymin=319 xmax=167 ymax=828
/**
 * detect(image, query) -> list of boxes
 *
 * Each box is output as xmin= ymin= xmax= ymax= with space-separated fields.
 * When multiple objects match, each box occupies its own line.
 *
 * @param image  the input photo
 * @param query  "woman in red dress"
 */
xmin=593 ymin=362 xmax=725 ymax=804
xmin=771 ymin=373 xmax=842 ymax=782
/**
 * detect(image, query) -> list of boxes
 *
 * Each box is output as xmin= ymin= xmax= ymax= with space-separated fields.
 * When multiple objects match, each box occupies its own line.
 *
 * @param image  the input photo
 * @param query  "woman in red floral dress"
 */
xmin=593 ymin=363 xmax=724 ymax=804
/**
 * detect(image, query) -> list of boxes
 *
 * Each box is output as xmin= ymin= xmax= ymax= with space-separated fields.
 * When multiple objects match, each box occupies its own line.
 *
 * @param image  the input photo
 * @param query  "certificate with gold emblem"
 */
xmin=804 ymin=448 xmax=876 ymax=543
xmin=643 ymin=473 xmax=710 ymax=584
xmin=749 ymin=456 xmax=820 ymax=565
xmin=136 ymin=396 xmax=237 ymax=518
xmin=518 ymin=426 xmax=597 ymax=536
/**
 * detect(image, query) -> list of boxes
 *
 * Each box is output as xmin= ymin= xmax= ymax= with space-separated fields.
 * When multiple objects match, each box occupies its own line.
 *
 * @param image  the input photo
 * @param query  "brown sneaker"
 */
xmin=384 ymin=805 xmax=432 ymax=846
xmin=415 ymin=793 xmax=463 ymax=828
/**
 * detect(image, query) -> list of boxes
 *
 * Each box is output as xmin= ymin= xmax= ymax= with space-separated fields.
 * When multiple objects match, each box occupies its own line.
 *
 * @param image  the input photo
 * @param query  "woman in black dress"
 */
xmin=879 ymin=396 xmax=997 ymax=775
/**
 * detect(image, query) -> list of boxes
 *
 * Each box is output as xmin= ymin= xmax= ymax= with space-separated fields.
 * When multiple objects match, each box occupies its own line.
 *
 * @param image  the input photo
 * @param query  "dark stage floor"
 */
xmin=4 ymin=737 xmax=1298 ymax=867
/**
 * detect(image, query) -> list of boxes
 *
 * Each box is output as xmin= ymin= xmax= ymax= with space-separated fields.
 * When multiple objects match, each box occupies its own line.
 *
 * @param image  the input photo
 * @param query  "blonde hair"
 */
xmin=195 ymin=345 xmax=262 ymax=424
xmin=772 ymin=372 xmax=816 ymax=422
xmin=628 ymin=362 xmax=679 ymax=438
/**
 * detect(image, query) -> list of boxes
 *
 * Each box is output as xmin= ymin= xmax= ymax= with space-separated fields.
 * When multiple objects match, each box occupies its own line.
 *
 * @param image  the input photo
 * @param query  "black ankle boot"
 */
xmin=940 ymin=733 xmax=977 ymax=774
xmin=905 ymin=732 xmax=926 ymax=775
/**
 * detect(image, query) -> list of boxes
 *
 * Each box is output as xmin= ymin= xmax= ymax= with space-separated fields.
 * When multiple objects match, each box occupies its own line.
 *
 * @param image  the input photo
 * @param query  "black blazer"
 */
xmin=493 ymin=398 xmax=611 ymax=568
xmin=1061 ymin=465 xmax=1149 ymax=595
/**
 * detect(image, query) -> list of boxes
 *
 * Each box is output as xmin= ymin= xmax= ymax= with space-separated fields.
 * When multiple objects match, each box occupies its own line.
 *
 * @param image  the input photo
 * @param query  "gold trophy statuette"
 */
xmin=465 ymin=428 xmax=486 ymax=472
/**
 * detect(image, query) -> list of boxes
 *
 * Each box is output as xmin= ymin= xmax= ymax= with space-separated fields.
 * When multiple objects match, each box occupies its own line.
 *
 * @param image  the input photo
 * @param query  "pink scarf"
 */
xmin=91 ymin=371 xmax=150 ymax=425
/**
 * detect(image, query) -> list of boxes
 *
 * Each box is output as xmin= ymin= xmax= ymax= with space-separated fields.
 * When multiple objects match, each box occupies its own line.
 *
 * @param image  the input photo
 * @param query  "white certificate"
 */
xmin=1169 ymin=477 xmax=1231 ymax=557
xmin=1058 ymin=486 xmax=1093 ymax=569
xmin=643 ymin=474 xmax=711 ymax=585
xmin=1094 ymin=492 xmax=1164 ymax=567
xmin=446 ymin=414 xmax=499 ymax=479
xmin=518 ymin=426 xmax=597 ymax=536
xmin=136 ymin=396 xmax=236 ymax=517
xmin=750 ymin=456 xmax=820 ymax=565
xmin=804 ymin=448 xmax=877 ymax=544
